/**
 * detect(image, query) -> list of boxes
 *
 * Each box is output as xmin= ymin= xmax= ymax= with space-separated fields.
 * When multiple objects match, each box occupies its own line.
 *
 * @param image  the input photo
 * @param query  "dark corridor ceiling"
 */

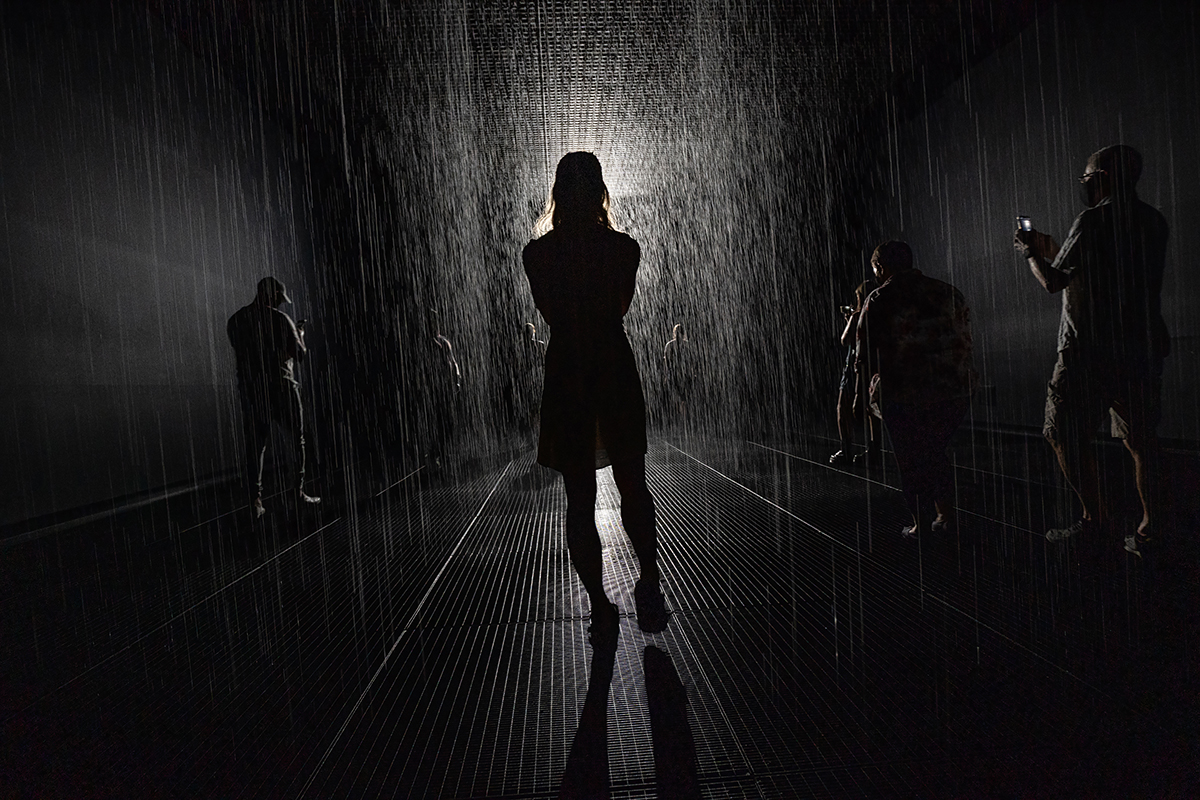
xmin=137 ymin=0 xmax=1053 ymax=190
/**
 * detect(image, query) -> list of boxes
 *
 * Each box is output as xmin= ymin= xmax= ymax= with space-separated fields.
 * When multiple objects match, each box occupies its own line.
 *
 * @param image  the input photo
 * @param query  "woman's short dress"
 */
xmin=523 ymin=225 xmax=647 ymax=472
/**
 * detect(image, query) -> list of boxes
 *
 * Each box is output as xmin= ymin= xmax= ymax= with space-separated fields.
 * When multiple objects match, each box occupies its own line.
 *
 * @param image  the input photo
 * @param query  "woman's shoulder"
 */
xmin=523 ymin=233 xmax=553 ymax=265
xmin=603 ymin=227 xmax=637 ymax=245
xmin=526 ymin=226 xmax=637 ymax=253
xmin=602 ymin=228 xmax=640 ymax=258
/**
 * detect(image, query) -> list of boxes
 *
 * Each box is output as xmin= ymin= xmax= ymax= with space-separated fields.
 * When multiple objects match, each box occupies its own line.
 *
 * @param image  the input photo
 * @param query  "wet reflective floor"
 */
xmin=2 ymin=431 xmax=1197 ymax=798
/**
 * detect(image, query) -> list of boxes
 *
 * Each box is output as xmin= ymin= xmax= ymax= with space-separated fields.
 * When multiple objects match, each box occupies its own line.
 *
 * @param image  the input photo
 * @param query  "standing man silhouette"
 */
xmin=662 ymin=322 xmax=695 ymax=426
xmin=856 ymin=241 xmax=975 ymax=536
xmin=1015 ymin=145 xmax=1169 ymax=553
xmin=227 ymin=276 xmax=320 ymax=519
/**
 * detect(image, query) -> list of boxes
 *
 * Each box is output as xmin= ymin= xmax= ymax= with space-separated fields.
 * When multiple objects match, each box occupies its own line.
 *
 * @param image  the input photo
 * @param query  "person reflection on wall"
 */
xmin=424 ymin=308 xmax=461 ymax=472
xmin=525 ymin=321 xmax=548 ymax=362
xmin=662 ymin=322 xmax=695 ymax=428
xmin=428 ymin=309 xmax=462 ymax=392
xmin=1014 ymin=145 xmax=1169 ymax=555
xmin=227 ymin=276 xmax=321 ymax=519
xmin=856 ymin=241 xmax=975 ymax=537
xmin=829 ymin=280 xmax=880 ymax=467
xmin=519 ymin=322 xmax=547 ymax=439
xmin=523 ymin=152 xmax=668 ymax=650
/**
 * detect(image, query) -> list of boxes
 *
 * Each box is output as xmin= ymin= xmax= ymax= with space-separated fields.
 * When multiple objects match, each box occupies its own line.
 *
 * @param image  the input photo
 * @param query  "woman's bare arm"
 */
xmin=619 ymin=239 xmax=640 ymax=315
xmin=839 ymin=311 xmax=858 ymax=348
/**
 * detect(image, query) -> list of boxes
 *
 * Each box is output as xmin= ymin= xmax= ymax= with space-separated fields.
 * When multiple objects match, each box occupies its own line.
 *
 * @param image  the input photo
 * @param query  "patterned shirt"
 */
xmin=856 ymin=269 xmax=975 ymax=405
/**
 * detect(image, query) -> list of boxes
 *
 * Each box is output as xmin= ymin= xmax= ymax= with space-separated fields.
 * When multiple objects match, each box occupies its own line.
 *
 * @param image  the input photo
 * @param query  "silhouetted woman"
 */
xmin=523 ymin=152 xmax=667 ymax=648
xmin=830 ymin=280 xmax=880 ymax=467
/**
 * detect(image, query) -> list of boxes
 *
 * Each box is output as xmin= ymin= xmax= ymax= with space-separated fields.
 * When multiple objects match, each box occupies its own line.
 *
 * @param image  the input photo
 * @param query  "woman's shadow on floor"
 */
xmin=558 ymin=643 xmax=701 ymax=799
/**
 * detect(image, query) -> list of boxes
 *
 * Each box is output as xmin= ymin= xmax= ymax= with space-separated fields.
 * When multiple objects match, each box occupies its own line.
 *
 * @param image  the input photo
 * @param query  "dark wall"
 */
xmin=868 ymin=0 xmax=1200 ymax=441
xmin=0 ymin=3 xmax=314 ymax=524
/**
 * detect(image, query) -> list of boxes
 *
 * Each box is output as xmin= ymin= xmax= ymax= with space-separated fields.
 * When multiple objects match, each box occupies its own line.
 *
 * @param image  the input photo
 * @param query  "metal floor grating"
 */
xmin=2 ymin=434 xmax=1195 ymax=797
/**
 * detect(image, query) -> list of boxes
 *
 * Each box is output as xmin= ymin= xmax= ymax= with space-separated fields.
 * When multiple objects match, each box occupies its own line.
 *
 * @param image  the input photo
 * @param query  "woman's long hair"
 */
xmin=534 ymin=151 xmax=613 ymax=235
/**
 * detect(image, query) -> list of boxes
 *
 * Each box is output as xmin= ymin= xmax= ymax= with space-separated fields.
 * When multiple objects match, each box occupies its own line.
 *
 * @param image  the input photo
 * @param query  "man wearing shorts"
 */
xmin=1015 ymin=145 xmax=1170 ymax=552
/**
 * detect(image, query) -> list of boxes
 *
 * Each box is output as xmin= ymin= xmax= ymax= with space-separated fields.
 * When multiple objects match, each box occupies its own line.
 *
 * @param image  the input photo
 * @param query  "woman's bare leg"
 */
xmin=613 ymin=455 xmax=668 ymax=632
xmin=611 ymin=456 xmax=659 ymax=585
xmin=867 ymin=412 xmax=881 ymax=452
xmin=563 ymin=469 xmax=608 ymax=609
xmin=836 ymin=387 xmax=854 ymax=448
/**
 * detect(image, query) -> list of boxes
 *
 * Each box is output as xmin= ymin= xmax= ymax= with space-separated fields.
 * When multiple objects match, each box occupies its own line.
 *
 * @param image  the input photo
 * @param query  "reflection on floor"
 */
xmin=2 ymin=431 xmax=1197 ymax=798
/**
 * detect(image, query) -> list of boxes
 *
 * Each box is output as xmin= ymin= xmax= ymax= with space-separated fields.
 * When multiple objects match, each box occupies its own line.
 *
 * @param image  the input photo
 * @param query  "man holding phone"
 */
xmin=1014 ymin=145 xmax=1169 ymax=553
xmin=227 ymin=276 xmax=321 ymax=519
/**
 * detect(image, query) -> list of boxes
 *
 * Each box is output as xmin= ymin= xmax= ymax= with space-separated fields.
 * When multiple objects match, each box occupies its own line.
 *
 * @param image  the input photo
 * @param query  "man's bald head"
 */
xmin=1089 ymin=145 xmax=1142 ymax=189
xmin=871 ymin=240 xmax=913 ymax=283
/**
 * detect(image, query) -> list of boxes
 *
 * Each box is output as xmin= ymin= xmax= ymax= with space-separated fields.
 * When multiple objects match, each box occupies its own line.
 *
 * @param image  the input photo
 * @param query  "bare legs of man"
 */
xmin=883 ymin=398 xmax=967 ymax=536
xmin=933 ymin=499 xmax=957 ymax=533
xmin=1045 ymin=432 xmax=1107 ymax=540
xmin=1042 ymin=357 xmax=1162 ymax=548
xmin=1046 ymin=428 xmax=1160 ymax=552
xmin=1122 ymin=431 xmax=1161 ymax=555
